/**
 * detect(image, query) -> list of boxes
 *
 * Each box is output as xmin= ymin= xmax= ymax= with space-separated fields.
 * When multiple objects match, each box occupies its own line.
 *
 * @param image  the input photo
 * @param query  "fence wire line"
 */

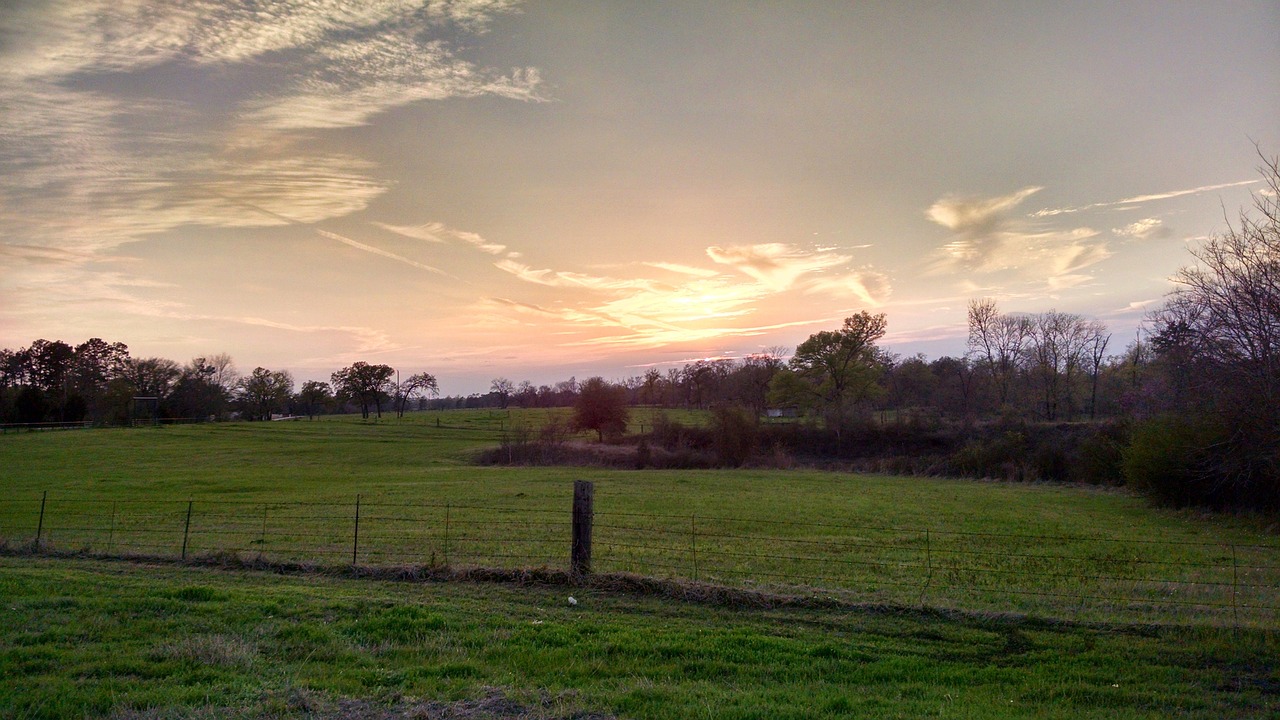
xmin=14 ymin=497 xmax=1280 ymax=552
xmin=595 ymin=509 xmax=1280 ymax=552
xmin=5 ymin=493 xmax=1278 ymax=621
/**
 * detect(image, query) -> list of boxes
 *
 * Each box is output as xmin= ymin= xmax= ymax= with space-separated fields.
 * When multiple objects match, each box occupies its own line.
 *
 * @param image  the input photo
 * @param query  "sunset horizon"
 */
xmin=3 ymin=1 xmax=1277 ymax=395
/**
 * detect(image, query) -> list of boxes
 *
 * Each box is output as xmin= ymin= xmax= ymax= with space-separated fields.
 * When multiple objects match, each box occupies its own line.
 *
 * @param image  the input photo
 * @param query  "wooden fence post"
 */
xmin=571 ymin=480 xmax=594 ymax=577
xmin=35 ymin=491 xmax=47 ymax=547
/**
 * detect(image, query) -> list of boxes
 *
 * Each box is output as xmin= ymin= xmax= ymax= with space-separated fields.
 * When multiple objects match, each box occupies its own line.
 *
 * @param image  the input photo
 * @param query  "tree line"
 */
xmin=0 ymin=348 xmax=438 ymax=425
xmin=0 ymin=316 xmax=1130 ymax=430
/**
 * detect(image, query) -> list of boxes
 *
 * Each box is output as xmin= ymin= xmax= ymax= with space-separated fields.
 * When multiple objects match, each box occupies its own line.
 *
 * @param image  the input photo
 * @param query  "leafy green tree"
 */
xmin=297 ymin=380 xmax=333 ymax=420
xmin=237 ymin=367 xmax=294 ymax=421
xmin=771 ymin=312 xmax=887 ymax=436
xmin=331 ymin=362 xmax=396 ymax=419
xmin=25 ymin=340 xmax=75 ymax=420
xmin=72 ymin=339 xmax=130 ymax=421
xmin=167 ymin=356 xmax=236 ymax=420
xmin=120 ymin=357 xmax=181 ymax=400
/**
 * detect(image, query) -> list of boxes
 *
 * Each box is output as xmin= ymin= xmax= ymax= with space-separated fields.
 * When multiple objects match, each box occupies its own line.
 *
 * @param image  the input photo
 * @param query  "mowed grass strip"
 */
xmin=1 ymin=413 xmax=1278 ymax=625
xmin=1 ymin=555 xmax=1276 ymax=719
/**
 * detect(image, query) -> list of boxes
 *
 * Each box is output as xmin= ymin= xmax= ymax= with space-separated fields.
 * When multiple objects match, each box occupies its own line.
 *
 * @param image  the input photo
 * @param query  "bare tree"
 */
xmin=1164 ymin=152 xmax=1280 ymax=405
xmin=967 ymin=298 xmax=1031 ymax=409
xmin=396 ymin=372 xmax=439 ymax=418
xmin=1085 ymin=321 xmax=1111 ymax=419
xmin=490 ymin=377 xmax=514 ymax=409
xmin=515 ymin=380 xmax=537 ymax=408
xmin=205 ymin=352 xmax=240 ymax=397
xmin=1025 ymin=310 xmax=1096 ymax=421
xmin=1141 ymin=150 xmax=1280 ymax=508
xmin=639 ymin=369 xmax=662 ymax=406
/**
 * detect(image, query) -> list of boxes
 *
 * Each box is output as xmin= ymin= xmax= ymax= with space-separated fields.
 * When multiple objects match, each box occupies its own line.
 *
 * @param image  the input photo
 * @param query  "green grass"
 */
xmin=1 ymin=413 xmax=1278 ymax=717
xmin=1 ymin=412 xmax=1277 ymax=626
xmin=1 ymin=555 xmax=1276 ymax=719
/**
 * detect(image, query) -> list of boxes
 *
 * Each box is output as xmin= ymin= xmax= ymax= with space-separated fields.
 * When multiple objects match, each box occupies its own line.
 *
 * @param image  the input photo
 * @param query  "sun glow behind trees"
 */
xmin=1 ymin=3 xmax=1273 ymax=385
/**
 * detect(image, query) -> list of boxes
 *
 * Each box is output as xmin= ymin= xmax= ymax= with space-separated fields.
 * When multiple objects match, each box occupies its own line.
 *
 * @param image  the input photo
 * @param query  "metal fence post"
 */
xmin=571 ymin=480 xmax=594 ymax=576
xmin=1231 ymin=545 xmax=1240 ymax=633
xmin=35 ymin=491 xmax=47 ymax=547
xmin=181 ymin=500 xmax=193 ymax=560
xmin=352 ymin=494 xmax=362 ymax=566
xmin=443 ymin=502 xmax=451 ymax=566
xmin=921 ymin=528 xmax=932 ymax=606
xmin=691 ymin=514 xmax=699 ymax=582
xmin=258 ymin=504 xmax=268 ymax=560
xmin=107 ymin=501 xmax=117 ymax=554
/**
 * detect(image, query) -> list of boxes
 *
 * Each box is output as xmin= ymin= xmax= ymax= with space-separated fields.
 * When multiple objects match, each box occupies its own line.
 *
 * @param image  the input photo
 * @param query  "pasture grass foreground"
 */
xmin=1 ymin=555 xmax=1276 ymax=719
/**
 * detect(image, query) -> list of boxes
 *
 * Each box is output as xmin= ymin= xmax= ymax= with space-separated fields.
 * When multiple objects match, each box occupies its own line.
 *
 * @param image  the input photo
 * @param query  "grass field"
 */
xmin=1 ymin=412 xmax=1278 ymax=717
xmin=2 ymin=555 xmax=1276 ymax=719
xmin=2 ymin=412 xmax=1276 ymax=625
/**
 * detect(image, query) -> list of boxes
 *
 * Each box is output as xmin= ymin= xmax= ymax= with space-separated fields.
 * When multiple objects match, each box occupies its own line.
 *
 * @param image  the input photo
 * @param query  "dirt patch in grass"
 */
xmin=108 ymin=687 xmax=617 ymax=720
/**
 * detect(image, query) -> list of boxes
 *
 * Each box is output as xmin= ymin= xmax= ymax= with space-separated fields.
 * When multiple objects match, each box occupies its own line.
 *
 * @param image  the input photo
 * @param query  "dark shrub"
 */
xmin=1070 ymin=422 xmax=1129 ymax=485
xmin=1029 ymin=440 xmax=1068 ymax=482
xmin=950 ymin=430 xmax=1027 ymax=481
xmin=1123 ymin=415 xmax=1224 ymax=507
xmin=635 ymin=437 xmax=651 ymax=469
xmin=711 ymin=404 xmax=758 ymax=467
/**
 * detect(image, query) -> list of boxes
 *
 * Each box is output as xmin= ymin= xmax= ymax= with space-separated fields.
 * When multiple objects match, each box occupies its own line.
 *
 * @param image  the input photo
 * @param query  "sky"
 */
xmin=2 ymin=1 xmax=1277 ymax=395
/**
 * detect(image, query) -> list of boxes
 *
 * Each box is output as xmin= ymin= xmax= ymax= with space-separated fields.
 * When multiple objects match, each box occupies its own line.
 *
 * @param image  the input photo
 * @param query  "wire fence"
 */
xmin=0 ymin=418 xmax=215 ymax=433
xmin=3 ymin=490 xmax=1276 ymax=627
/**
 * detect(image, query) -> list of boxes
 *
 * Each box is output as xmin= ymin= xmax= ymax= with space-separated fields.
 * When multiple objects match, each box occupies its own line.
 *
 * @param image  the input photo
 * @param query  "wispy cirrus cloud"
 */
xmin=804 ymin=269 xmax=892 ymax=306
xmin=0 ymin=0 xmax=520 ymax=77
xmin=706 ymin=243 xmax=891 ymax=305
xmin=376 ymin=222 xmax=509 ymax=255
xmin=927 ymin=187 xmax=1111 ymax=288
xmin=1031 ymin=180 xmax=1257 ymax=217
xmin=927 ymin=187 xmax=1044 ymax=238
xmin=706 ymin=243 xmax=848 ymax=291
xmin=0 ymin=0 xmax=540 ymax=344
xmin=644 ymin=262 xmax=721 ymax=278
xmin=242 ymin=33 xmax=542 ymax=130
xmin=317 ymin=230 xmax=447 ymax=275
xmin=1112 ymin=218 xmax=1173 ymax=240
xmin=0 ymin=0 xmax=539 ymax=252
xmin=493 ymin=259 xmax=662 ymax=292
xmin=474 ymin=240 xmax=888 ymax=350
xmin=567 ymin=317 xmax=832 ymax=350
xmin=0 ymin=242 xmax=183 ymax=321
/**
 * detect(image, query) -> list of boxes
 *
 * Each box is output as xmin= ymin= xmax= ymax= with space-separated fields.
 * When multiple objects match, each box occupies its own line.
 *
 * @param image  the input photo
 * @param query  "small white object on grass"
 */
xmin=567 ymin=596 xmax=578 ymax=606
